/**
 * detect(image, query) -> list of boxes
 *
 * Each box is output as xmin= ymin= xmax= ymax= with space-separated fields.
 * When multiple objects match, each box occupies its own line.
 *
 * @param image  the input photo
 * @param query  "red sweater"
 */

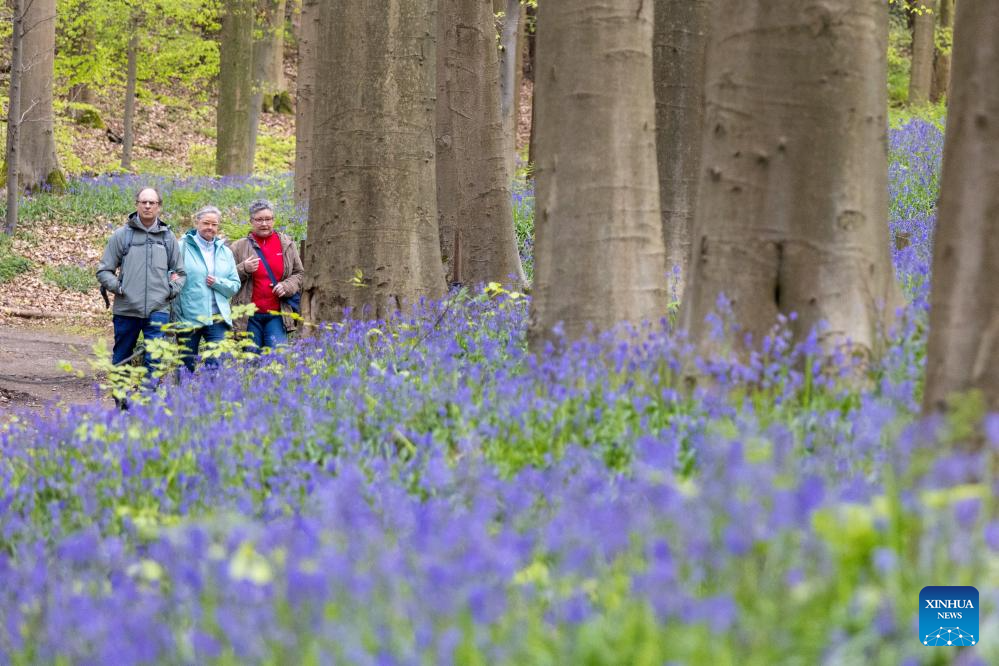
xmin=251 ymin=233 xmax=284 ymax=314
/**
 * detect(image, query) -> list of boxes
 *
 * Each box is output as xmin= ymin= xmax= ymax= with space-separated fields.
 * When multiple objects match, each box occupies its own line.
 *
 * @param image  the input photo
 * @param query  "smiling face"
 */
xmin=196 ymin=213 xmax=220 ymax=242
xmin=250 ymin=208 xmax=275 ymax=238
xmin=135 ymin=188 xmax=161 ymax=226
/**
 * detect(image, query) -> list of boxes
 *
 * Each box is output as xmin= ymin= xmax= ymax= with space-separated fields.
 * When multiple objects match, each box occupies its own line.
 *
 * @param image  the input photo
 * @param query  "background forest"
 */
xmin=1 ymin=0 xmax=998 ymax=664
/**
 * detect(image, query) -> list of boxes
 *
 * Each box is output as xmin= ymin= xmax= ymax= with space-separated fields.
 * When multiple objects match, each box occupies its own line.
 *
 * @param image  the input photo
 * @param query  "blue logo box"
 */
xmin=920 ymin=586 xmax=979 ymax=647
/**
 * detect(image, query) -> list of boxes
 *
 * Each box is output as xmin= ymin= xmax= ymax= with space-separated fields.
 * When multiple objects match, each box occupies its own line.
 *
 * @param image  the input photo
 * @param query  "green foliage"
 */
xmin=42 ymin=264 xmax=98 ymax=292
xmin=888 ymin=99 xmax=947 ymax=130
xmin=82 ymin=305 xmax=259 ymax=405
xmin=887 ymin=14 xmax=912 ymax=107
xmin=0 ymin=237 xmax=32 ymax=283
xmin=253 ymin=131 xmax=295 ymax=175
xmin=67 ymin=102 xmax=106 ymax=129
xmin=55 ymin=0 xmax=221 ymax=101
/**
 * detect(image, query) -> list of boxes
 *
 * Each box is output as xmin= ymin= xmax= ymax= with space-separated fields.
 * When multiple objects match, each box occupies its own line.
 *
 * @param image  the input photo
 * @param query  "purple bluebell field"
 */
xmin=0 ymin=121 xmax=996 ymax=664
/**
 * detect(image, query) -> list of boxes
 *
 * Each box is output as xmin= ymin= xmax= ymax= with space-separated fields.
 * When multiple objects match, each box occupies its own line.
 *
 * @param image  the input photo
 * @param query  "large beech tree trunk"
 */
xmin=908 ymin=0 xmax=936 ymax=105
xmin=436 ymin=0 xmax=525 ymax=288
xmin=681 ymin=0 xmax=900 ymax=359
xmin=294 ymin=0 xmax=319 ymax=206
xmin=303 ymin=0 xmax=446 ymax=322
xmin=216 ymin=0 xmax=256 ymax=176
xmin=924 ymin=2 xmax=999 ymax=415
xmin=528 ymin=0 xmax=668 ymax=347
xmin=653 ymin=0 xmax=712 ymax=298
xmin=930 ymin=0 xmax=953 ymax=103
xmin=16 ymin=0 xmax=62 ymax=192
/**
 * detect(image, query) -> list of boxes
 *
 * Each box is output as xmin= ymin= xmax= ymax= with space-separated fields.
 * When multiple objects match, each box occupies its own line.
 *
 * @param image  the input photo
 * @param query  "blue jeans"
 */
xmin=247 ymin=313 xmax=288 ymax=351
xmin=112 ymin=312 xmax=169 ymax=372
xmin=177 ymin=322 xmax=229 ymax=373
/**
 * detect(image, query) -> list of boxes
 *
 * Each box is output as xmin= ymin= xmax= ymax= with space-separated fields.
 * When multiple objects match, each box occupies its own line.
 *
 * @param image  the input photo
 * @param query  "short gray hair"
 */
xmin=248 ymin=199 xmax=274 ymax=219
xmin=194 ymin=205 xmax=222 ymax=222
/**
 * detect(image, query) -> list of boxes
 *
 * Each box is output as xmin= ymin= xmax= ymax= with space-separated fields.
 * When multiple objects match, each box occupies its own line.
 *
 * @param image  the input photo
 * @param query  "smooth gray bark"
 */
xmin=294 ymin=0 xmax=318 ymax=206
xmin=16 ymin=0 xmax=61 ymax=191
xmin=908 ymin=0 xmax=937 ymax=105
xmin=303 ymin=0 xmax=446 ymax=322
xmin=681 ymin=0 xmax=901 ymax=359
xmin=3 ymin=0 xmax=25 ymax=235
xmin=436 ymin=0 xmax=525 ymax=288
xmin=498 ymin=0 xmax=522 ymax=180
xmin=121 ymin=25 xmax=139 ymax=172
xmin=528 ymin=0 xmax=668 ymax=347
xmin=924 ymin=1 xmax=999 ymax=415
xmin=653 ymin=0 xmax=712 ymax=298
xmin=216 ymin=0 xmax=256 ymax=176
xmin=931 ymin=0 xmax=953 ymax=102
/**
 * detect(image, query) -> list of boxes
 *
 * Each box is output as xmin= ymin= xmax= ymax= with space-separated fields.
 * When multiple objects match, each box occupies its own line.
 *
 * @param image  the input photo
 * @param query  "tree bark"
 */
xmin=924 ymin=1 xmax=999 ymax=415
xmin=653 ymin=0 xmax=712 ymax=299
xmin=436 ymin=0 xmax=525 ymax=288
xmin=930 ymin=0 xmax=953 ymax=103
xmin=680 ymin=0 xmax=900 ymax=360
xmin=293 ymin=0 xmax=318 ymax=207
xmin=121 ymin=24 xmax=139 ymax=172
xmin=528 ymin=0 xmax=668 ymax=347
xmin=3 ymin=0 xmax=25 ymax=235
xmin=908 ymin=0 xmax=936 ymax=105
xmin=16 ymin=0 xmax=62 ymax=192
xmin=216 ymin=0 xmax=256 ymax=176
xmin=498 ymin=0 xmax=522 ymax=180
xmin=252 ymin=0 xmax=289 ymax=119
xmin=303 ymin=0 xmax=446 ymax=322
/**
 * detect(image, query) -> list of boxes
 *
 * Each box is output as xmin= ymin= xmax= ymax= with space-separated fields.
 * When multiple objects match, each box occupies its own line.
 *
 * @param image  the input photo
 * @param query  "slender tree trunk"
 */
xmin=436 ymin=0 xmax=525 ymax=288
xmin=67 ymin=0 xmax=96 ymax=106
xmin=216 ymin=0 xmax=256 ymax=176
xmin=294 ymin=0 xmax=318 ymax=207
xmin=525 ymin=1 xmax=536 ymax=166
xmin=16 ymin=0 xmax=62 ymax=192
xmin=498 ymin=0 xmax=522 ymax=179
xmin=924 ymin=2 xmax=999 ymax=415
xmin=681 ymin=0 xmax=900 ymax=359
xmin=252 ymin=0 xmax=289 ymax=119
xmin=654 ymin=0 xmax=712 ymax=299
xmin=303 ymin=0 xmax=446 ymax=322
xmin=3 ymin=0 xmax=25 ymax=235
xmin=930 ymin=0 xmax=953 ymax=102
xmin=528 ymin=0 xmax=668 ymax=347
xmin=908 ymin=0 xmax=936 ymax=105
xmin=121 ymin=25 xmax=139 ymax=172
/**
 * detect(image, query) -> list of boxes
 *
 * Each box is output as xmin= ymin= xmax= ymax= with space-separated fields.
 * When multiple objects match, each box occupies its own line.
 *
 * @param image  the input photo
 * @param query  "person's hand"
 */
xmin=273 ymin=282 xmax=287 ymax=298
xmin=244 ymin=256 xmax=260 ymax=273
xmin=169 ymin=272 xmax=181 ymax=282
xmin=206 ymin=275 xmax=217 ymax=287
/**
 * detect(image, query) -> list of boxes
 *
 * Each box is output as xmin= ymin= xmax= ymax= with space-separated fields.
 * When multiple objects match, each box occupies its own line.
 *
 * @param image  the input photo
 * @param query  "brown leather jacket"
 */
xmin=229 ymin=232 xmax=304 ymax=332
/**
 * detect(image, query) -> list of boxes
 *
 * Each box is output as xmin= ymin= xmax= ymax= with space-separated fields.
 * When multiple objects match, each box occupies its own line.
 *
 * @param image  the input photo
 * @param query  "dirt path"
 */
xmin=0 ymin=324 xmax=105 ymax=414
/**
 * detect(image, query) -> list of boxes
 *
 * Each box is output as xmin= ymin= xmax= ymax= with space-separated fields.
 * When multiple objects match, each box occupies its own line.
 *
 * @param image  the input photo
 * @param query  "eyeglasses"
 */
xmin=252 ymin=216 xmax=274 ymax=223
xmin=136 ymin=200 xmax=160 ymax=206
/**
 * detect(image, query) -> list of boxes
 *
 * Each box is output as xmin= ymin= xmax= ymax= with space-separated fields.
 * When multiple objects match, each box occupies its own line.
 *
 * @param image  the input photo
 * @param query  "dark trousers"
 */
xmin=177 ymin=322 xmax=229 ymax=373
xmin=112 ymin=312 xmax=169 ymax=370
xmin=247 ymin=313 xmax=288 ymax=351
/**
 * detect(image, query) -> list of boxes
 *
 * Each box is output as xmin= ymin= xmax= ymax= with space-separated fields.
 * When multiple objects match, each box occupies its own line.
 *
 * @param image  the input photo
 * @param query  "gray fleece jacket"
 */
xmin=96 ymin=213 xmax=186 ymax=318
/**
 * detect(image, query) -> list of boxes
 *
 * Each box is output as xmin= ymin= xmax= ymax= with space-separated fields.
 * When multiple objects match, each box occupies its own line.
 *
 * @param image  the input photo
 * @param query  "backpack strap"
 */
xmin=121 ymin=223 xmax=176 ymax=267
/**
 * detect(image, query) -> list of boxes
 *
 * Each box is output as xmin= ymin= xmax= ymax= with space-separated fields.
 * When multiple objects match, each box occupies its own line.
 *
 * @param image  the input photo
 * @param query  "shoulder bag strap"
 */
xmin=252 ymin=244 xmax=280 ymax=287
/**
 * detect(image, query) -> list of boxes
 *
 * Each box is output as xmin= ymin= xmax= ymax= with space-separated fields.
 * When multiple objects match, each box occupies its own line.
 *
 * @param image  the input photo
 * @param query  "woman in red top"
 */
xmin=230 ymin=200 xmax=305 ymax=350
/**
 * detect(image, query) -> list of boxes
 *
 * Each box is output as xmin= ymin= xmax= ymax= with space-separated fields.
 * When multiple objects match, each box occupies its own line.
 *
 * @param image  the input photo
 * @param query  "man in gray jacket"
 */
xmin=97 ymin=187 xmax=186 ymax=375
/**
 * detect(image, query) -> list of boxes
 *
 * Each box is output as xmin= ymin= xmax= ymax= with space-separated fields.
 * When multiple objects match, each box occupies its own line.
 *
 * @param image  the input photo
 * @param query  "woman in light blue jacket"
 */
xmin=173 ymin=205 xmax=241 ymax=373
